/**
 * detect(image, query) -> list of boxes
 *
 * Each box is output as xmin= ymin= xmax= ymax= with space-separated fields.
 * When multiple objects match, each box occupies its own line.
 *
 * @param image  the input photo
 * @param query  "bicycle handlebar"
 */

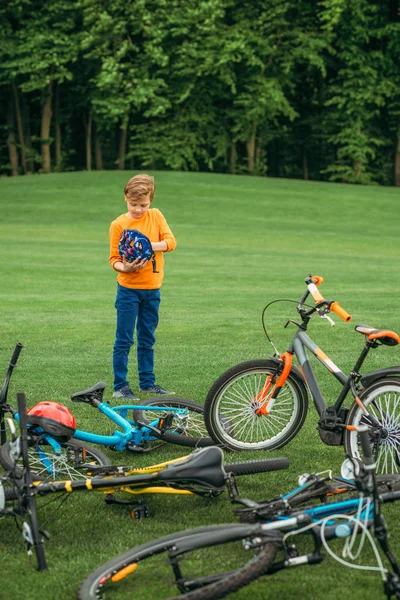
xmin=306 ymin=276 xmax=352 ymax=322
xmin=330 ymin=302 xmax=352 ymax=322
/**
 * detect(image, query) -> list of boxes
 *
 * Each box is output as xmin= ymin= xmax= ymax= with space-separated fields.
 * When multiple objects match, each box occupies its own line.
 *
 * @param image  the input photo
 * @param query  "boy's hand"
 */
xmin=122 ymin=256 xmax=148 ymax=272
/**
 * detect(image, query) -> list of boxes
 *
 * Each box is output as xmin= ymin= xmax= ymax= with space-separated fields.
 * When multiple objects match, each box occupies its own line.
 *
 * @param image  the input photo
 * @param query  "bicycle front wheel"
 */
xmin=0 ymin=438 xmax=111 ymax=481
xmin=344 ymin=379 xmax=400 ymax=475
xmin=204 ymin=359 xmax=308 ymax=451
xmin=133 ymin=397 xmax=214 ymax=448
xmin=77 ymin=523 xmax=281 ymax=600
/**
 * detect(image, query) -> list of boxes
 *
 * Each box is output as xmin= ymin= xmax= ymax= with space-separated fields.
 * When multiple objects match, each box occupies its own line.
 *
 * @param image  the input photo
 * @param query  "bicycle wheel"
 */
xmin=204 ymin=359 xmax=308 ymax=451
xmin=344 ymin=379 xmax=400 ymax=475
xmin=77 ymin=523 xmax=281 ymax=600
xmin=133 ymin=398 xmax=215 ymax=448
xmin=0 ymin=437 xmax=111 ymax=481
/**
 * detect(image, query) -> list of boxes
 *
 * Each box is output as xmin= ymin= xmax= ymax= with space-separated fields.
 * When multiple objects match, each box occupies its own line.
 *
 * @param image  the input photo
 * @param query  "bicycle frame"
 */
xmin=259 ymin=327 xmax=360 ymax=418
xmin=70 ymin=402 xmax=190 ymax=451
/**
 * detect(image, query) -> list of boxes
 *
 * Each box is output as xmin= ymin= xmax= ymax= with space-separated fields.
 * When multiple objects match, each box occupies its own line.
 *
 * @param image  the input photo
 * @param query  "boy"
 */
xmin=109 ymin=174 xmax=177 ymax=400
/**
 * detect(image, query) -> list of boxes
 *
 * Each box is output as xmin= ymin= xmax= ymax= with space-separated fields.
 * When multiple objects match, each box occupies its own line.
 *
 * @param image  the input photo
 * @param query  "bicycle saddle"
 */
xmin=71 ymin=382 xmax=107 ymax=403
xmin=156 ymin=447 xmax=226 ymax=489
xmin=355 ymin=324 xmax=400 ymax=346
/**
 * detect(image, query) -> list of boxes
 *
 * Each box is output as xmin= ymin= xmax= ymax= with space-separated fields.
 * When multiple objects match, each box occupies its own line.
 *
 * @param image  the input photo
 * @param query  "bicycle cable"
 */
xmin=261 ymin=298 xmax=315 ymax=356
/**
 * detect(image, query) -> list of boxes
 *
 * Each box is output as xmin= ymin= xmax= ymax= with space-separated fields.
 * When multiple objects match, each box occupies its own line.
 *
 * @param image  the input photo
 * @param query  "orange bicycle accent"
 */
xmin=346 ymin=425 xmax=358 ymax=431
xmin=253 ymin=374 xmax=274 ymax=407
xmin=311 ymin=275 xmax=324 ymax=286
xmin=368 ymin=330 xmax=400 ymax=344
xmin=256 ymin=353 xmax=293 ymax=416
xmin=354 ymin=396 xmax=367 ymax=413
xmin=327 ymin=487 xmax=348 ymax=496
xmin=111 ymin=563 xmax=138 ymax=582
xmin=330 ymin=301 xmax=352 ymax=322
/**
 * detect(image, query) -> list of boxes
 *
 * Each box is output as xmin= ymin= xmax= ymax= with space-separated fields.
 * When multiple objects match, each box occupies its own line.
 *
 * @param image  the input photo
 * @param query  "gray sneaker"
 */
xmin=139 ymin=384 xmax=175 ymax=395
xmin=112 ymin=385 xmax=139 ymax=401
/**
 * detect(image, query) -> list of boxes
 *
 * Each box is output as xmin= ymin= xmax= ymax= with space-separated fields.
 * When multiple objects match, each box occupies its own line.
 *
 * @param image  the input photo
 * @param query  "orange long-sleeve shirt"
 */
xmin=109 ymin=208 xmax=177 ymax=289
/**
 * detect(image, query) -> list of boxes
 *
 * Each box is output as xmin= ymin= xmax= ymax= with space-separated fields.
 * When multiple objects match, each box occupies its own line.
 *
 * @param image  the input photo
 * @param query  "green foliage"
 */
xmin=0 ymin=0 xmax=399 ymax=184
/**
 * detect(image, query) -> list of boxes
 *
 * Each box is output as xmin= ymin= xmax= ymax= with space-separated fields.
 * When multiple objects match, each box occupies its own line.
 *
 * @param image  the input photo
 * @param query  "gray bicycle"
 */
xmin=204 ymin=275 xmax=400 ymax=474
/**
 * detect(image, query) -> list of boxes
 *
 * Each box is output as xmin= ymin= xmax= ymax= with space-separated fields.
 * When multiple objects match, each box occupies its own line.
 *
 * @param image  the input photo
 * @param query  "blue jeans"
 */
xmin=113 ymin=285 xmax=161 ymax=391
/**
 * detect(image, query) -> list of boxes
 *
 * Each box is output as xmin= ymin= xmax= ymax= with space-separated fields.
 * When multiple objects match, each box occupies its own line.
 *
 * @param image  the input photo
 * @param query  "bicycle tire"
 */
xmin=133 ymin=397 xmax=215 ymax=448
xmin=204 ymin=359 xmax=308 ymax=451
xmin=344 ymin=378 xmax=400 ymax=475
xmin=225 ymin=457 xmax=290 ymax=477
xmin=77 ymin=523 xmax=281 ymax=600
xmin=0 ymin=438 xmax=111 ymax=481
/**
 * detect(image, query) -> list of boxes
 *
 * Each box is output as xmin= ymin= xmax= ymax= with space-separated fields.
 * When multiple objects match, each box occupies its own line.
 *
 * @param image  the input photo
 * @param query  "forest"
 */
xmin=1 ymin=0 xmax=400 ymax=186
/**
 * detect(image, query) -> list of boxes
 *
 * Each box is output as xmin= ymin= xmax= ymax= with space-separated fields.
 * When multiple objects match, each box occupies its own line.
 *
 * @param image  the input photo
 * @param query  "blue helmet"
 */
xmin=118 ymin=229 xmax=153 ymax=263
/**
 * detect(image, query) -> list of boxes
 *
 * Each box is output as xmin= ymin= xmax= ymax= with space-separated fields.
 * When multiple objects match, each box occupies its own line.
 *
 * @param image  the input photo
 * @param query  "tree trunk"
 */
xmin=354 ymin=161 xmax=363 ymax=178
xmin=118 ymin=117 xmax=129 ymax=170
xmin=7 ymin=96 xmax=19 ymax=176
xmin=395 ymin=124 xmax=400 ymax=187
xmin=230 ymin=139 xmax=237 ymax=174
xmin=246 ymin=125 xmax=256 ymax=174
xmin=86 ymin=112 xmax=92 ymax=171
xmin=95 ymin=126 xmax=103 ymax=170
xmin=41 ymin=72 xmax=54 ymax=173
xmin=55 ymin=83 xmax=62 ymax=170
xmin=303 ymin=149 xmax=309 ymax=180
xmin=24 ymin=98 xmax=35 ymax=173
xmin=12 ymin=82 xmax=27 ymax=174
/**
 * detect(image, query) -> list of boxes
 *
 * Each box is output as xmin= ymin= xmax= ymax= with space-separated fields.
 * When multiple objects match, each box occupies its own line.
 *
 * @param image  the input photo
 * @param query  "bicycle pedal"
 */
xmin=157 ymin=413 xmax=174 ymax=433
xmin=130 ymin=502 xmax=151 ymax=520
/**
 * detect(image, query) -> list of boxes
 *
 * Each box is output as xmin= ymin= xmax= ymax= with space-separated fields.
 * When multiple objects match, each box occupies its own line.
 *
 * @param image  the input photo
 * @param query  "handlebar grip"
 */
xmin=311 ymin=275 xmax=324 ymax=287
xmin=307 ymin=283 xmax=324 ymax=303
xmin=10 ymin=343 xmax=24 ymax=366
xmin=330 ymin=302 xmax=352 ymax=322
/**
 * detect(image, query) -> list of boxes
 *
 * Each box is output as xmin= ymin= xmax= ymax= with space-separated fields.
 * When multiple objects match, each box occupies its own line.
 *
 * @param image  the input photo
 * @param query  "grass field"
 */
xmin=0 ymin=170 xmax=399 ymax=600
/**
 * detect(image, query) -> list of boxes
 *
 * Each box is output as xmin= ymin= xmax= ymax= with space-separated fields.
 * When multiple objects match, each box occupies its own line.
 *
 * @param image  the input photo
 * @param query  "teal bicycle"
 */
xmin=0 ymin=344 xmax=213 ymax=480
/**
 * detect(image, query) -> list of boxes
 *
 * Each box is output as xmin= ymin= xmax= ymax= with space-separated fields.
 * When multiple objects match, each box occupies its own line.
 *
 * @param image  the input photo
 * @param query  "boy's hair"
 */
xmin=124 ymin=174 xmax=155 ymax=202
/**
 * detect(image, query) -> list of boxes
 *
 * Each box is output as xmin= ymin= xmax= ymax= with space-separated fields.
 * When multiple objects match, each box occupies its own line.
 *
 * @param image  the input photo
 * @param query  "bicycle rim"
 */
xmin=210 ymin=370 xmax=301 ymax=449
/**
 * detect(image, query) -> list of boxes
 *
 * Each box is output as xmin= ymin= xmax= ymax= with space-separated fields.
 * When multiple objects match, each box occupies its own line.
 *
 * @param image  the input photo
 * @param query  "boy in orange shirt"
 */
xmin=109 ymin=174 xmax=177 ymax=400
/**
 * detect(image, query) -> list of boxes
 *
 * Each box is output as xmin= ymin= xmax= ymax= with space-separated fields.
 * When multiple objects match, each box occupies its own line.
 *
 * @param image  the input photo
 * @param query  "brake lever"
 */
xmin=317 ymin=310 xmax=335 ymax=327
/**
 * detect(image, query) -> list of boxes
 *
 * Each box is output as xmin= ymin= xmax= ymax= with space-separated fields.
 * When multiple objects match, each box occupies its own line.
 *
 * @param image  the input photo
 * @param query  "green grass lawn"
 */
xmin=0 ymin=170 xmax=399 ymax=600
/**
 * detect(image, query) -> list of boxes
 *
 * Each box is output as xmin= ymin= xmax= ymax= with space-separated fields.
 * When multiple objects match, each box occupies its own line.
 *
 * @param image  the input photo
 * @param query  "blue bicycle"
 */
xmin=0 ymin=344 xmax=213 ymax=481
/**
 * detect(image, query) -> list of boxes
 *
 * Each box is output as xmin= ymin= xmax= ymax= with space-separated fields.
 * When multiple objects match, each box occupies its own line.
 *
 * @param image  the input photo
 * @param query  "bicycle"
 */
xmin=77 ymin=425 xmax=400 ymax=600
xmin=1 ymin=392 xmax=289 ymax=570
xmin=204 ymin=275 xmax=400 ymax=474
xmin=0 ymin=344 xmax=214 ymax=480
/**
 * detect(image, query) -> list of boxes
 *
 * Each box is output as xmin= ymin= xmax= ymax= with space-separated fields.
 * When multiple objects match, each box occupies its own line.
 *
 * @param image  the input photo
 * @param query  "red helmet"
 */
xmin=26 ymin=401 xmax=76 ymax=442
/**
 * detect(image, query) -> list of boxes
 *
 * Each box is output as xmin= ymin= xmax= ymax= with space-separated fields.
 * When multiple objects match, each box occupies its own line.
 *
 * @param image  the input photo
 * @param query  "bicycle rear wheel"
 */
xmin=344 ymin=379 xmax=400 ymax=475
xmin=0 ymin=438 xmax=111 ymax=481
xmin=77 ymin=523 xmax=281 ymax=600
xmin=133 ymin=398 xmax=215 ymax=448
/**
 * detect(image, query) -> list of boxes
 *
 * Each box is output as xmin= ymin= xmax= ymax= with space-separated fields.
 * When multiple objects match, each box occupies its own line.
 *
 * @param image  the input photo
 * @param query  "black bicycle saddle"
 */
xmin=71 ymin=382 xmax=107 ymax=404
xmin=156 ymin=446 xmax=226 ymax=489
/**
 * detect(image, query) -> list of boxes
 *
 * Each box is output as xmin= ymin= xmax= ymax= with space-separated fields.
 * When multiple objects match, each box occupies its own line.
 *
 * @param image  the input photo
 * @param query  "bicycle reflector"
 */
xmin=26 ymin=401 xmax=77 ymax=442
xmin=118 ymin=229 xmax=153 ymax=263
